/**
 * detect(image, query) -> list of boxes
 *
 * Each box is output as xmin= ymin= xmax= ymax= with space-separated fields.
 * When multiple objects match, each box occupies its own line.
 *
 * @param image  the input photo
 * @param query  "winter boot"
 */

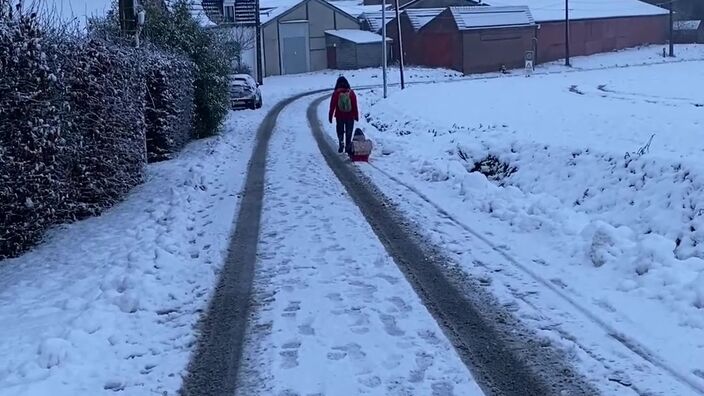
xmin=338 ymin=141 xmax=344 ymax=153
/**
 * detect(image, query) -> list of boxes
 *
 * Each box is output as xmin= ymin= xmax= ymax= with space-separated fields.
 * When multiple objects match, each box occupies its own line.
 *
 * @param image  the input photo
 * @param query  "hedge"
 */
xmin=1 ymin=5 xmax=69 ymax=258
xmin=145 ymin=52 xmax=195 ymax=162
xmin=0 ymin=3 xmax=198 ymax=259
xmin=60 ymin=39 xmax=148 ymax=219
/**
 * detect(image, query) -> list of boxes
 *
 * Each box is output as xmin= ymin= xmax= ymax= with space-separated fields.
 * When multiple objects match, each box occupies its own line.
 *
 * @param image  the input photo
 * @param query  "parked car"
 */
xmin=229 ymin=74 xmax=262 ymax=110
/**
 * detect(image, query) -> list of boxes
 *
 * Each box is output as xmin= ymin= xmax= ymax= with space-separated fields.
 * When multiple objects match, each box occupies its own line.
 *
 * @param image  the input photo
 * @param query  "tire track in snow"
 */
xmin=235 ymin=98 xmax=483 ymax=395
xmin=362 ymin=150 xmax=704 ymax=396
xmin=307 ymin=96 xmax=599 ymax=396
xmin=180 ymin=90 xmax=327 ymax=396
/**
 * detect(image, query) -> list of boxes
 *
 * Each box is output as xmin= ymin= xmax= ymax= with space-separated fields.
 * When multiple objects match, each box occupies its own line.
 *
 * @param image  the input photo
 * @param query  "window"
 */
xmin=224 ymin=5 xmax=235 ymax=22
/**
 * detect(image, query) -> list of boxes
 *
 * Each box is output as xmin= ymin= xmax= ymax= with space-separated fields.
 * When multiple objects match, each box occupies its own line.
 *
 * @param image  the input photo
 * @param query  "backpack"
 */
xmin=337 ymin=90 xmax=352 ymax=113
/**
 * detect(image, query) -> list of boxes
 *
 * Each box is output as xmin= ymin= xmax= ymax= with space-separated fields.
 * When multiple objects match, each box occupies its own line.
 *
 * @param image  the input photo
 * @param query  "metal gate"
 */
xmin=279 ymin=22 xmax=310 ymax=75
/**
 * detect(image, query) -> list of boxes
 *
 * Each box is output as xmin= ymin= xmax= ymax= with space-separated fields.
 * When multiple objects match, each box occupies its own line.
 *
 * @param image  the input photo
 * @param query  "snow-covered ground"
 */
xmin=235 ymin=97 xmax=483 ymax=396
xmin=0 ymin=66 xmax=461 ymax=396
xmin=2 ymin=44 xmax=704 ymax=395
xmin=323 ymin=46 xmax=704 ymax=395
xmin=0 ymin=108 xmax=266 ymax=395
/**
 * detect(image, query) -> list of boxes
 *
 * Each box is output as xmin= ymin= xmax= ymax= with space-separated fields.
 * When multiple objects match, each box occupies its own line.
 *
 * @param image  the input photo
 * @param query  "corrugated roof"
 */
xmin=674 ymin=20 xmax=702 ymax=30
xmin=449 ymin=6 xmax=535 ymax=30
xmin=330 ymin=1 xmax=383 ymax=18
xmin=405 ymin=8 xmax=444 ymax=31
xmin=486 ymin=0 xmax=668 ymax=22
xmin=360 ymin=10 xmax=395 ymax=32
xmin=325 ymin=29 xmax=392 ymax=43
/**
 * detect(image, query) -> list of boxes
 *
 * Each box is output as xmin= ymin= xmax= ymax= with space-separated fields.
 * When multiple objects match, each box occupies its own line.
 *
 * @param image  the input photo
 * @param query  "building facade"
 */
xmin=261 ymin=0 xmax=360 ymax=76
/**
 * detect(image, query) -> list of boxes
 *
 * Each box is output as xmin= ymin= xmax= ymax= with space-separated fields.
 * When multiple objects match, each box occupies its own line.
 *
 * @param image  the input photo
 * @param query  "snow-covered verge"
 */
xmin=542 ymin=44 xmax=704 ymax=71
xmin=323 ymin=48 xmax=704 ymax=394
xmin=0 ymin=108 xmax=265 ymax=395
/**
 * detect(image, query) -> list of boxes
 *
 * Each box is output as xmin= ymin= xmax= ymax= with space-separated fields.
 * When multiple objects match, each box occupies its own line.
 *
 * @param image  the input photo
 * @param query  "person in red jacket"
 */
xmin=329 ymin=76 xmax=359 ymax=153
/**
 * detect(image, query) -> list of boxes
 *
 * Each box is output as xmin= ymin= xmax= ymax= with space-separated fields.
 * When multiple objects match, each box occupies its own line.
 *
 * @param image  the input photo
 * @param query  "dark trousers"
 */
xmin=336 ymin=119 xmax=354 ymax=148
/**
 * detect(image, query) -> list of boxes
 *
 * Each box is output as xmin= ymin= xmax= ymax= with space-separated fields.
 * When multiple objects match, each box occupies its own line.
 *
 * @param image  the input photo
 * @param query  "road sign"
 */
xmin=525 ymin=50 xmax=534 ymax=76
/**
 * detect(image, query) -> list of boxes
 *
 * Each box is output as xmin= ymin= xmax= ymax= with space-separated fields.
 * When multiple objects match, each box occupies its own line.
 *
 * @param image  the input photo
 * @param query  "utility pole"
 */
xmin=256 ymin=0 xmax=264 ymax=84
xmin=382 ymin=0 xmax=388 ymax=98
xmin=394 ymin=0 xmax=405 ymax=90
xmin=669 ymin=1 xmax=674 ymax=57
xmin=565 ymin=0 xmax=571 ymax=66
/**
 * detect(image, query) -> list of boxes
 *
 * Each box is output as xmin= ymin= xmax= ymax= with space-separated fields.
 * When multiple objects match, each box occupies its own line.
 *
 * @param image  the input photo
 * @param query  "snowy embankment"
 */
xmin=328 ymin=46 xmax=704 ymax=394
xmin=0 ymin=66 xmax=463 ymax=396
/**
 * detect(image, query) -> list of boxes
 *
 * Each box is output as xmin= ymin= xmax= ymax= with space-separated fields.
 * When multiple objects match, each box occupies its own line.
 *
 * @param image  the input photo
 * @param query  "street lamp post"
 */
xmin=381 ymin=0 xmax=388 ymax=98
xmin=565 ymin=0 xmax=570 ymax=66
xmin=135 ymin=9 xmax=145 ymax=48
xmin=669 ymin=3 xmax=674 ymax=57
xmin=394 ymin=0 xmax=405 ymax=90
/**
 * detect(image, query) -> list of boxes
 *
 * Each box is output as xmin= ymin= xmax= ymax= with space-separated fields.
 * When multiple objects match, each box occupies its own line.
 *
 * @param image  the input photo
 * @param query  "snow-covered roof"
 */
xmin=674 ymin=20 xmax=702 ymax=30
xmin=260 ymin=0 xmax=304 ymax=24
xmin=325 ymin=29 xmax=391 ymax=43
xmin=360 ymin=10 xmax=395 ymax=32
xmin=330 ymin=1 xmax=384 ymax=18
xmin=486 ymin=0 xmax=668 ymax=22
xmin=260 ymin=0 xmax=359 ymax=25
xmin=449 ymin=6 xmax=535 ymax=30
xmin=405 ymin=8 xmax=444 ymax=31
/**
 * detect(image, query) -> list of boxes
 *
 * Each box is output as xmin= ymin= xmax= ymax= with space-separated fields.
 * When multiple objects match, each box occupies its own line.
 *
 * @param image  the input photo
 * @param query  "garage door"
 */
xmin=280 ymin=22 xmax=309 ymax=75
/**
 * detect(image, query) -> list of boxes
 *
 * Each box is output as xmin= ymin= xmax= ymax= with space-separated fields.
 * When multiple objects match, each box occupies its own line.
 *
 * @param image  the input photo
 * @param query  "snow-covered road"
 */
xmin=235 ymin=97 xmax=483 ymax=396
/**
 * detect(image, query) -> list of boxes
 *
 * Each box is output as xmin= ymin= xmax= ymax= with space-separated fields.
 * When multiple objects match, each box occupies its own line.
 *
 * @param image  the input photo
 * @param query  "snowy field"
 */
xmin=325 ymin=47 xmax=704 ymax=395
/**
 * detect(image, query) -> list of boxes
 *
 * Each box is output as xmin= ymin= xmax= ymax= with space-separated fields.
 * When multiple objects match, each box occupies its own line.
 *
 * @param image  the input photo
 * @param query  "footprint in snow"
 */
xmin=282 ymin=301 xmax=301 ymax=318
xmin=325 ymin=293 xmax=343 ymax=302
xmin=376 ymin=274 xmax=400 ymax=285
xmin=418 ymin=329 xmax=442 ymax=346
xmin=387 ymin=296 xmax=412 ymax=313
xmin=279 ymin=342 xmax=300 ymax=369
xmin=298 ymin=322 xmax=315 ymax=336
xmin=358 ymin=375 xmax=382 ymax=389
xmin=431 ymin=381 xmax=455 ymax=396
xmin=408 ymin=352 xmax=434 ymax=383
xmin=379 ymin=314 xmax=405 ymax=337
xmin=331 ymin=343 xmax=366 ymax=361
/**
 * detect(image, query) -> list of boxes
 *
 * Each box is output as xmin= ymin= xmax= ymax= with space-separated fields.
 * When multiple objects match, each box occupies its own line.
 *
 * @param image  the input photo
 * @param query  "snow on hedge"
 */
xmin=0 ymin=2 xmax=200 ymax=258
xmin=145 ymin=52 xmax=196 ymax=162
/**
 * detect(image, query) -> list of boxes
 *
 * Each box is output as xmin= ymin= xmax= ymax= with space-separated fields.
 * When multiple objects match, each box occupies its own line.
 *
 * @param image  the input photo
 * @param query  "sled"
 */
xmin=348 ymin=140 xmax=373 ymax=162
xmin=349 ymin=153 xmax=370 ymax=162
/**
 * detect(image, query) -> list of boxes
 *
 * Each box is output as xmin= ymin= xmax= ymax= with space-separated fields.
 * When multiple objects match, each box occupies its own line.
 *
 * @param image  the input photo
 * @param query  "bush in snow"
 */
xmin=144 ymin=51 xmax=195 ymax=162
xmin=131 ymin=0 xmax=233 ymax=138
xmin=0 ymin=3 xmax=148 ymax=258
xmin=0 ymin=3 xmax=69 ymax=258
xmin=59 ymin=38 xmax=147 ymax=219
xmin=462 ymin=152 xmax=517 ymax=184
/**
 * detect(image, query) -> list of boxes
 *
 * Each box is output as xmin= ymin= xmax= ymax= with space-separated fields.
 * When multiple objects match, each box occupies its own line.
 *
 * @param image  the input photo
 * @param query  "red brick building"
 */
xmin=388 ymin=6 xmax=537 ymax=73
xmin=487 ymin=0 xmax=669 ymax=63
xmin=382 ymin=0 xmax=670 ymax=73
